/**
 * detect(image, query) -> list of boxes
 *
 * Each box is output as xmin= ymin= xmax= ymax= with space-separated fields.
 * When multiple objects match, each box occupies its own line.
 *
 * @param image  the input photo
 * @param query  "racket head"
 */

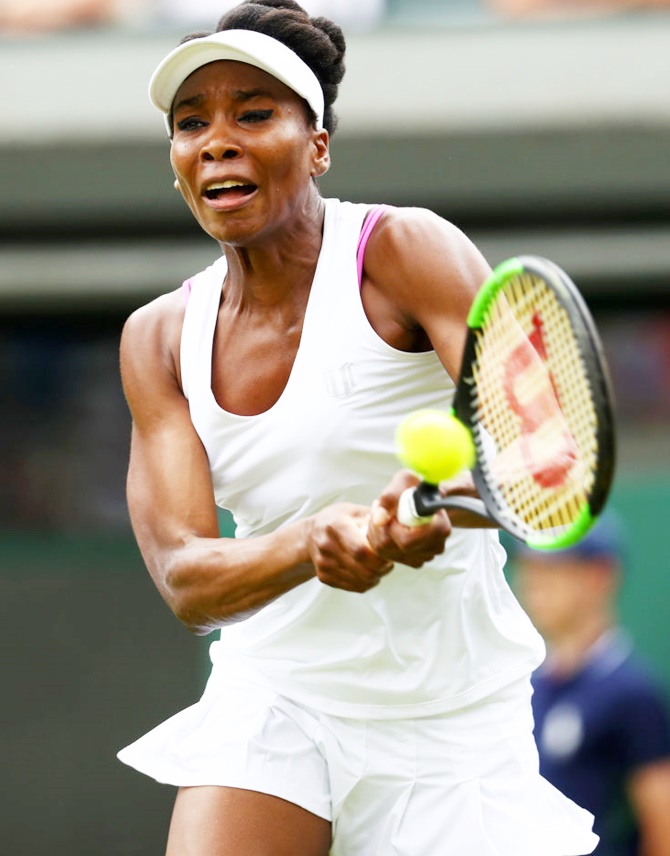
xmin=454 ymin=255 xmax=616 ymax=550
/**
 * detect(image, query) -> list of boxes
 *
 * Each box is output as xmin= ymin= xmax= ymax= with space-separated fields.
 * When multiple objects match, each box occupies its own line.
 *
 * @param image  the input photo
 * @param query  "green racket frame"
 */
xmin=409 ymin=256 xmax=617 ymax=550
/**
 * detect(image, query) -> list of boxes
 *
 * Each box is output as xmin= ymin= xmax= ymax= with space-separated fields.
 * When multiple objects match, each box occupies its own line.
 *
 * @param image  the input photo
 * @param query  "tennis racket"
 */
xmin=397 ymin=255 xmax=616 ymax=550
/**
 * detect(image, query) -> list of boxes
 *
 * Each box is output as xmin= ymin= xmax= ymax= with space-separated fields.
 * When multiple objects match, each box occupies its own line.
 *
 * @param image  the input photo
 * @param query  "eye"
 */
xmin=175 ymin=116 xmax=207 ymax=132
xmin=240 ymin=109 xmax=273 ymax=124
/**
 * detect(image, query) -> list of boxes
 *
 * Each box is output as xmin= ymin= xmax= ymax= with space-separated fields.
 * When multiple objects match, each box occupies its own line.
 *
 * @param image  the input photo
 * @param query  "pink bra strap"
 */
xmin=182 ymin=278 xmax=193 ymax=307
xmin=357 ymin=204 xmax=390 ymax=288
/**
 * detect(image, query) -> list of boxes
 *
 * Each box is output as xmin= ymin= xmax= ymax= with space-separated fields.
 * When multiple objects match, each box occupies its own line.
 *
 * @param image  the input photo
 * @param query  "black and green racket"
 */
xmin=396 ymin=255 xmax=616 ymax=550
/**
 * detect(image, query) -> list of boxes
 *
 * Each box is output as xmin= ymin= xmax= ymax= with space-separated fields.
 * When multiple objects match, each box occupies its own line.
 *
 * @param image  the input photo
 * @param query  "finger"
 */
xmin=376 ymin=469 xmax=420 ymax=515
xmin=314 ymin=525 xmax=393 ymax=586
xmin=369 ymin=500 xmax=392 ymax=528
xmin=348 ymin=526 xmax=395 ymax=575
xmin=315 ymin=554 xmax=390 ymax=591
xmin=391 ymin=508 xmax=451 ymax=545
xmin=366 ymin=500 xmax=397 ymax=556
xmin=318 ymin=573 xmax=380 ymax=593
xmin=387 ymin=510 xmax=452 ymax=567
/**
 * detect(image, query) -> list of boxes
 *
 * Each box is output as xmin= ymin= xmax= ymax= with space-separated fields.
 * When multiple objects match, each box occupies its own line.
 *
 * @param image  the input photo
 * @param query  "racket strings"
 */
xmin=472 ymin=273 xmax=599 ymax=536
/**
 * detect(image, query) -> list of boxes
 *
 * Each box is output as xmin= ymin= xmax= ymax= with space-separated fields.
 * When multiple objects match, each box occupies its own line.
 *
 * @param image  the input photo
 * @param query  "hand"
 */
xmin=366 ymin=470 xmax=452 ymax=568
xmin=307 ymin=503 xmax=394 ymax=593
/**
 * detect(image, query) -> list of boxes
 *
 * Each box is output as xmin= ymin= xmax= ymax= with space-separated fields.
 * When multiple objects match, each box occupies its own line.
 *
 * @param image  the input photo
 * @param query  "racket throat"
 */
xmin=412 ymin=483 xmax=444 ymax=517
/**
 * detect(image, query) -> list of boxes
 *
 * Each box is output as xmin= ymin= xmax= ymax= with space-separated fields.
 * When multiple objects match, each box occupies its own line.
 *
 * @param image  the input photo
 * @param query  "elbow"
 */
xmin=160 ymin=553 xmax=250 ymax=635
xmin=167 ymin=585 xmax=221 ymax=637
xmin=160 ymin=557 xmax=219 ymax=636
xmin=171 ymin=589 xmax=263 ymax=634
xmin=173 ymin=604 xmax=217 ymax=636
xmin=172 ymin=599 xmax=257 ymax=635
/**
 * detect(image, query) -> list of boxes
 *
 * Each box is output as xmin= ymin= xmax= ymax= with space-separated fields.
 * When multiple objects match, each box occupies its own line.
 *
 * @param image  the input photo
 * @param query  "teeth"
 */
xmin=208 ymin=180 xmax=247 ymax=190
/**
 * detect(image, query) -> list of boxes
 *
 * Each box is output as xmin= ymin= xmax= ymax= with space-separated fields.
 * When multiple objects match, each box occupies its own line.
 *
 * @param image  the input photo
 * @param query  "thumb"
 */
xmin=370 ymin=500 xmax=393 ymax=527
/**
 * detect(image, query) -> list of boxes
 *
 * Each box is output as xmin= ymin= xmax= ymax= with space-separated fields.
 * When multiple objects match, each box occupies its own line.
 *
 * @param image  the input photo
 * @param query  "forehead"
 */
xmin=516 ymin=556 xmax=600 ymax=578
xmin=173 ymin=59 xmax=301 ymax=109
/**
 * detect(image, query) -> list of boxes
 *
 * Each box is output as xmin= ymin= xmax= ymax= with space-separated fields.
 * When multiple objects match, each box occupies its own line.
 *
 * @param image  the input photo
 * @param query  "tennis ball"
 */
xmin=395 ymin=409 xmax=475 ymax=484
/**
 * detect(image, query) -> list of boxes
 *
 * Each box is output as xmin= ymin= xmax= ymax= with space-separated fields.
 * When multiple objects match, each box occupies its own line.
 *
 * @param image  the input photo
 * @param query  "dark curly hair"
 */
xmin=180 ymin=0 xmax=346 ymax=136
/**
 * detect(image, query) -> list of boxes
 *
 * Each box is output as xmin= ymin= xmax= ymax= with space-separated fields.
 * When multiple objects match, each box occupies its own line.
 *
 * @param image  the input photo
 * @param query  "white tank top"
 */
xmin=180 ymin=197 xmax=545 ymax=719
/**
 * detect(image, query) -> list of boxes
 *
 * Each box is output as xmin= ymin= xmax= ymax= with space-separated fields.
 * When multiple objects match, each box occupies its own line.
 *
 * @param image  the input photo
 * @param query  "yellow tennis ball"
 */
xmin=395 ymin=410 xmax=475 ymax=484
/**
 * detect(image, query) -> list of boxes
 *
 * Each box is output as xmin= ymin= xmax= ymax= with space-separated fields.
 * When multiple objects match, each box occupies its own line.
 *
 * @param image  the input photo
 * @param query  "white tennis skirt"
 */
xmin=118 ymin=673 xmax=598 ymax=856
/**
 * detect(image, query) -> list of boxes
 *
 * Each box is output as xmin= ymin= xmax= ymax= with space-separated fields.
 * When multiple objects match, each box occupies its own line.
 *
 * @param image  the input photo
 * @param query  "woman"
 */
xmin=118 ymin=2 xmax=599 ymax=854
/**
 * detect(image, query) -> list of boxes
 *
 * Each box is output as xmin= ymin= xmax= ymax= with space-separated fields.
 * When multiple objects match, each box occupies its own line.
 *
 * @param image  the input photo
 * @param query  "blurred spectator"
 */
xmin=0 ymin=0 xmax=121 ymax=33
xmin=513 ymin=515 xmax=670 ymax=856
xmin=488 ymin=0 xmax=670 ymax=19
xmin=0 ymin=0 xmax=385 ymax=34
xmin=155 ymin=0 xmax=385 ymax=30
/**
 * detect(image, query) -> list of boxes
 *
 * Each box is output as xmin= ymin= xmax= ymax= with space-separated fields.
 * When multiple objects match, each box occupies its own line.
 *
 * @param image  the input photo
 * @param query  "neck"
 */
xmin=221 ymin=193 xmax=325 ymax=305
xmin=544 ymin=613 xmax=613 ymax=677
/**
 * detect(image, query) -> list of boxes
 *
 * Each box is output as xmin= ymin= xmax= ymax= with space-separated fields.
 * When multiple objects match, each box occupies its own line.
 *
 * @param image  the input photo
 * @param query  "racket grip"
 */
xmin=397 ymin=488 xmax=434 ymax=527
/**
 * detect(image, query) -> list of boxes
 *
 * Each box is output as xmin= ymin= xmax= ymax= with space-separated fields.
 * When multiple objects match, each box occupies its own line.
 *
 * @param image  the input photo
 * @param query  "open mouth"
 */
xmin=204 ymin=180 xmax=257 ymax=201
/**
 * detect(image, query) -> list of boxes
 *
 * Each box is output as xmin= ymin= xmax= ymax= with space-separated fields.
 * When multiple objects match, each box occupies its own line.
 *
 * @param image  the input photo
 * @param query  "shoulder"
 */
xmin=122 ymin=287 xmax=185 ymax=356
xmin=579 ymin=648 xmax=670 ymax=749
xmin=359 ymin=205 xmax=491 ymax=375
xmin=122 ymin=254 xmax=225 ymax=344
xmin=363 ymin=205 xmax=490 ymax=300
xmin=366 ymin=205 xmax=476 ymax=260
xmin=612 ymin=654 xmax=670 ymax=764
xmin=121 ymin=287 xmax=186 ymax=398
xmin=610 ymin=651 xmax=670 ymax=708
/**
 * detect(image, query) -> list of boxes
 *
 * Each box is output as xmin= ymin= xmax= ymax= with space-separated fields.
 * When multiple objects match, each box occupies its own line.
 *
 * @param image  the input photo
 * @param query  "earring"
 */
xmin=173 ymin=180 xmax=180 ymax=191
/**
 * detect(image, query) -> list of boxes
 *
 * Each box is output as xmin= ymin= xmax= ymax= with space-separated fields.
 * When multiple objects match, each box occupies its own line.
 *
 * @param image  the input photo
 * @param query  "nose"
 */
xmin=200 ymin=127 xmax=243 ymax=162
xmin=201 ymin=144 xmax=242 ymax=162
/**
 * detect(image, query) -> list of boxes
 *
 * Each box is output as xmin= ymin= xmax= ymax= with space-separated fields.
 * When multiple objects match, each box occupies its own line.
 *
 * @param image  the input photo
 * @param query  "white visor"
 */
xmin=149 ymin=29 xmax=325 ymax=135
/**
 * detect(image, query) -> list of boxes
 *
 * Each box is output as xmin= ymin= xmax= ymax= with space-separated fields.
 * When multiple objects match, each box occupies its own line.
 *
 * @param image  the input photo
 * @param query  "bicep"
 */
xmin=126 ymin=407 xmax=220 ymax=563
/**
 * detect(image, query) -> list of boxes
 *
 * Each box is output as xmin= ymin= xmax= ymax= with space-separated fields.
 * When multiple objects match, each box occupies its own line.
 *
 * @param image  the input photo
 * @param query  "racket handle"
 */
xmin=397 ymin=487 xmax=434 ymax=526
xmin=397 ymin=484 xmax=494 ymax=527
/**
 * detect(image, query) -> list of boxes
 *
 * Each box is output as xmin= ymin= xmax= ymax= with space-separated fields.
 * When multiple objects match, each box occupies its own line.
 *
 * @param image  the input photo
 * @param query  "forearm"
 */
xmin=638 ymin=826 xmax=670 ymax=856
xmin=628 ymin=760 xmax=670 ymax=856
xmin=144 ymin=520 xmax=315 ymax=635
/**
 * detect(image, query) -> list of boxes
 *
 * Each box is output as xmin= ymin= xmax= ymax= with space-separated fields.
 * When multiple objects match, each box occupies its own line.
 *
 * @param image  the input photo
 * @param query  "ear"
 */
xmin=310 ymin=128 xmax=331 ymax=178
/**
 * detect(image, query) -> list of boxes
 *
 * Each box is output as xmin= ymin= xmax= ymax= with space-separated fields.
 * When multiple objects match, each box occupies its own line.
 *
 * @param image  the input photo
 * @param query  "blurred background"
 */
xmin=1 ymin=0 xmax=669 ymax=853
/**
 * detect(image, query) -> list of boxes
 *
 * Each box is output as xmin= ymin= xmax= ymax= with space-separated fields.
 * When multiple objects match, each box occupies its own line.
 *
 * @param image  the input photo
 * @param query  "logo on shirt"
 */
xmin=540 ymin=703 xmax=584 ymax=759
xmin=322 ymin=363 xmax=356 ymax=398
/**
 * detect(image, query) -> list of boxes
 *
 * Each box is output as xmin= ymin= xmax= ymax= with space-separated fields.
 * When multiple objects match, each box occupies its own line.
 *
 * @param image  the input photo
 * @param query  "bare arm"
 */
xmin=361 ymin=206 xmax=488 ymax=382
xmin=628 ymin=759 xmax=670 ymax=856
xmin=121 ymin=292 xmax=400 ymax=634
xmin=360 ymin=207 xmax=496 ymax=540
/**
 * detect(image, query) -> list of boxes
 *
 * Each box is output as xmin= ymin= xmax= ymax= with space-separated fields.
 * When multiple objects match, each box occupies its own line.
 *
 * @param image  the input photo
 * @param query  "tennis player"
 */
xmin=117 ymin=2 xmax=599 ymax=853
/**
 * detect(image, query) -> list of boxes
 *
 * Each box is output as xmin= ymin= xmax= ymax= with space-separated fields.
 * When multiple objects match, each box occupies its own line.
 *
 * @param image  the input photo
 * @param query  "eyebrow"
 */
xmin=172 ymin=88 xmax=276 ymax=115
xmin=232 ymin=88 xmax=276 ymax=103
xmin=172 ymin=93 xmax=206 ymax=115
